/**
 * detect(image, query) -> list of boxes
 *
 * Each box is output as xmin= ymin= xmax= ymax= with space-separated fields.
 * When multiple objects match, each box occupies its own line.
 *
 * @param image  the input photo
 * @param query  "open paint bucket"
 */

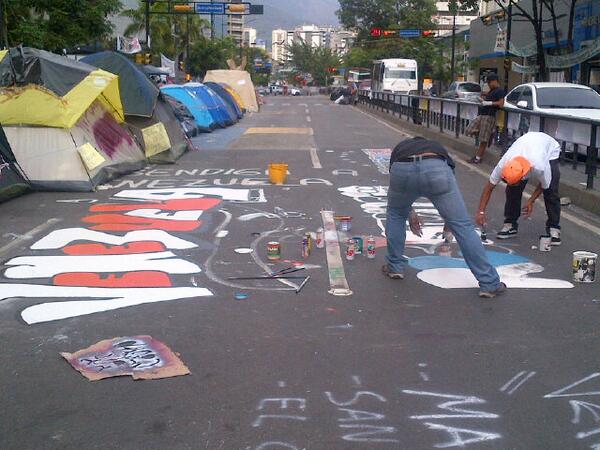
xmin=268 ymin=163 xmax=288 ymax=185
xmin=572 ymin=251 xmax=597 ymax=283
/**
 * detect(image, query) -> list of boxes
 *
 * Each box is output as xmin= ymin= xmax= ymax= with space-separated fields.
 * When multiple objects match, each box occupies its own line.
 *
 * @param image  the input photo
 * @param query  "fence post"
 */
xmin=439 ymin=101 xmax=444 ymax=133
xmin=426 ymin=98 xmax=430 ymax=128
xmin=455 ymin=103 xmax=461 ymax=138
xmin=587 ymin=124 xmax=597 ymax=190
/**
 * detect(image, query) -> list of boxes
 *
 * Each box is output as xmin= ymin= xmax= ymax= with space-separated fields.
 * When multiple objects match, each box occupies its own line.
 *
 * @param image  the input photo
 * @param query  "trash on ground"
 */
xmin=234 ymin=248 xmax=254 ymax=254
xmin=61 ymin=336 xmax=190 ymax=382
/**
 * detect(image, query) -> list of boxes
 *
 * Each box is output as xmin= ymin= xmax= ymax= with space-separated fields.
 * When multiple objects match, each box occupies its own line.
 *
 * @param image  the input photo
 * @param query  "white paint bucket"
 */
xmin=572 ymin=251 xmax=597 ymax=283
xmin=539 ymin=235 xmax=552 ymax=252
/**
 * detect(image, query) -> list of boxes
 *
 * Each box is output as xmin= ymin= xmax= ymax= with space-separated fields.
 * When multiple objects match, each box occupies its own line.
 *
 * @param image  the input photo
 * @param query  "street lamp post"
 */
xmin=503 ymin=4 xmax=513 ymax=90
xmin=450 ymin=11 xmax=457 ymax=82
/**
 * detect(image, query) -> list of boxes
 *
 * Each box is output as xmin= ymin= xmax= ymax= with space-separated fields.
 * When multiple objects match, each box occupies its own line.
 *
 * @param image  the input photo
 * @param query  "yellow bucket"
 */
xmin=268 ymin=163 xmax=288 ymax=185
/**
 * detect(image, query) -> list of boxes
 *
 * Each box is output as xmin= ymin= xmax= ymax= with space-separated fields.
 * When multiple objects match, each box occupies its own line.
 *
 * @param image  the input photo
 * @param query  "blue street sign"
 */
xmin=398 ymin=29 xmax=421 ymax=38
xmin=195 ymin=2 xmax=226 ymax=14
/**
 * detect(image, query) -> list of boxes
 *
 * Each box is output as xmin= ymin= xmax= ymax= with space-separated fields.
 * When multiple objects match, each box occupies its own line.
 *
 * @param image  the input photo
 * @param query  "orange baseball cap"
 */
xmin=501 ymin=156 xmax=531 ymax=185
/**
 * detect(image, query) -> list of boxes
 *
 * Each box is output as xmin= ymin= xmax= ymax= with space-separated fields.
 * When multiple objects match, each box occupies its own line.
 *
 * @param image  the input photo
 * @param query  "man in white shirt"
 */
xmin=476 ymin=132 xmax=562 ymax=244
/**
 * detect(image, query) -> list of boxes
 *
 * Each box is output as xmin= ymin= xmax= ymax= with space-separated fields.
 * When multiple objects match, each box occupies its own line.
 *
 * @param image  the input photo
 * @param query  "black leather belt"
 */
xmin=396 ymin=154 xmax=446 ymax=162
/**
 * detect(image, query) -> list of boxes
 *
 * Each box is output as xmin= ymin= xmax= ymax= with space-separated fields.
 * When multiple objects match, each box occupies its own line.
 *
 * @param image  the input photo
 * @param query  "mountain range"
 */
xmin=250 ymin=0 xmax=341 ymax=45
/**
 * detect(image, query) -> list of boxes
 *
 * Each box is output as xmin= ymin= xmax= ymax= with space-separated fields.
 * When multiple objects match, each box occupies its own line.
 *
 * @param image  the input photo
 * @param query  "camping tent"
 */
xmin=162 ymin=94 xmax=202 ymax=138
xmin=222 ymin=83 xmax=246 ymax=113
xmin=203 ymin=70 xmax=259 ymax=112
xmin=184 ymin=83 xmax=234 ymax=127
xmin=81 ymin=51 xmax=190 ymax=163
xmin=205 ymin=81 xmax=243 ymax=120
xmin=160 ymin=85 xmax=216 ymax=131
xmin=0 ymin=47 xmax=146 ymax=191
xmin=0 ymin=124 xmax=30 ymax=203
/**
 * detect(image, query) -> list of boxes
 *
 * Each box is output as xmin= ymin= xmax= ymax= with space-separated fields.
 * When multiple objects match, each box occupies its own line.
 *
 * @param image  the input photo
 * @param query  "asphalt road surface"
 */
xmin=2 ymin=96 xmax=600 ymax=450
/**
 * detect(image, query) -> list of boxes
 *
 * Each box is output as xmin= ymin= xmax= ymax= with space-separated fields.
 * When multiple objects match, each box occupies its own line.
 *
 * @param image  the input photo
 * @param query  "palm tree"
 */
xmin=121 ymin=1 xmax=209 ymax=60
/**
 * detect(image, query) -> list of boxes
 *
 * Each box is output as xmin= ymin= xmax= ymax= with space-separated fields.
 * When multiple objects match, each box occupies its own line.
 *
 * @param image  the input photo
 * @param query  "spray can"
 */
xmin=367 ymin=235 xmax=376 ymax=259
xmin=305 ymin=232 xmax=313 ymax=253
xmin=346 ymin=239 xmax=355 ymax=260
xmin=352 ymin=237 xmax=363 ymax=254
xmin=267 ymin=241 xmax=281 ymax=260
xmin=315 ymin=227 xmax=324 ymax=249
xmin=301 ymin=235 xmax=310 ymax=258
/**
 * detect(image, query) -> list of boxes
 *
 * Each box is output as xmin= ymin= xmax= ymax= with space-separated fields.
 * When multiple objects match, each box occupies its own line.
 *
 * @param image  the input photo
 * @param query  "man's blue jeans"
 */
xmin=386 ymin=158 xmax=501 ymax=292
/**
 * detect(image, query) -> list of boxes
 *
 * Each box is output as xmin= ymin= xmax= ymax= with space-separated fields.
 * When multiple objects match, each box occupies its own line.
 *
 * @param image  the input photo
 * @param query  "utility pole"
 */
xmin=210 ymin=0 xmax=214 ymax=39
xmin=186 ymin=12 xmax=191 ymax=76
xmin=503 ymin=4 xmax=513 ymax=89
xmin=0 ymin=0 xmax=8 ymax=49
xmin=450 ymin=9 xmax=456 ymax=82
xmin=145 ymin=0 xmax=150 ymax=47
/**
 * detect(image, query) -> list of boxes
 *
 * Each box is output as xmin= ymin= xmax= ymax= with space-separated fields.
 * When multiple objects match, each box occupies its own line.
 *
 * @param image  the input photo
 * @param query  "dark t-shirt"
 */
xmin=389 ymin=137 xmax=455 ymax=171
xmin=481 ymin=87 xmax=506 ymax=116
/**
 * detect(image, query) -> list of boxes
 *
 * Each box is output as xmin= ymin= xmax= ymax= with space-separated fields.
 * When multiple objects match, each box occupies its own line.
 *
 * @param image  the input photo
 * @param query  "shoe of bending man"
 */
xmin=383 ymin=136 xmax=506 ymax=298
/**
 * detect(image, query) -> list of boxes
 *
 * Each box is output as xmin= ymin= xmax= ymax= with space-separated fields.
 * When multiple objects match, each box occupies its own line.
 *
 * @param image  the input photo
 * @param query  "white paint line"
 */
xmin=357 ymin=106 xmax=600 ymax=237
xmin=310 ymin=148 xmax=322 ymax=169
xmin=500 ymin=371 xmax=526 ymax=392
xmin=278 ymin=381 xmax=287 ymax=388
xmin=506 ymin=371 xmax=536 ymax=395
xmin=0 ymin=218 xmax=62 ymax=257
xmin=352 ymin=375 xmax=362 ymax=386
xmin=419 ymin=372 xmax=430 ymax=381
xmin=305 ymin=108 xmax=310 ymax=114
xmin=306 ymin=115 xmax=312 ymax=123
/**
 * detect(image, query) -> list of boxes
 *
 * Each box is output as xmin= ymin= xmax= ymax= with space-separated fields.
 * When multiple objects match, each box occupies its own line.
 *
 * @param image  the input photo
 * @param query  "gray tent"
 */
xmin=0 ymin=124 xmax=30 ymax=203
xmin=81 ymin=51 xmax=191 ymax=163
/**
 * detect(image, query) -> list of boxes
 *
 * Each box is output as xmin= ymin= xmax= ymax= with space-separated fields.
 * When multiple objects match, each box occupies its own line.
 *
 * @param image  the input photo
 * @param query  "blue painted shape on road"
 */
xmin=409 ymin=251 xmax=530 ymax=270
xmin=192 ymin=126 xmax=248 ymax=150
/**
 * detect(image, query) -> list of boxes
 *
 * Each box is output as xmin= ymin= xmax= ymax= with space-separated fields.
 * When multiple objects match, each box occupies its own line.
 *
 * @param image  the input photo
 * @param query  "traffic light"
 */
xmin=370 ymin=27 xmax=383 ymax=38
xmin=504 ymin=58 xmax=511 ymax=71
xmin=173 ymin=4 xmax=193 ymax=12
xmin=185 ymin=73 xmax=191 ymax=81
xmin=144 ymin=53 xmax=151 ymax=64
xmin=135 ymin=53 xmax=143 ymax=64
xmin=422 ymin=30 xmax=435 ymax=37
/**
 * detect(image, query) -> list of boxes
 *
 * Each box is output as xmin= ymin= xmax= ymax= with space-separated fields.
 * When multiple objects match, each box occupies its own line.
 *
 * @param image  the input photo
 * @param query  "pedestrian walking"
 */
xmin=382 ymin=136 xmax=506 ymax=298
xmin=465 ymin=74 xmax=505 ymax=164
xmin=476 ymin=132 xmax=562 ymax=244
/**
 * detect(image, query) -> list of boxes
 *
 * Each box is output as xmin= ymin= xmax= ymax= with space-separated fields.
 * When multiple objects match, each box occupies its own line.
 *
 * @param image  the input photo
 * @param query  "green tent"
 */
xmin=0 ymin=124 xmax=30 ymax=203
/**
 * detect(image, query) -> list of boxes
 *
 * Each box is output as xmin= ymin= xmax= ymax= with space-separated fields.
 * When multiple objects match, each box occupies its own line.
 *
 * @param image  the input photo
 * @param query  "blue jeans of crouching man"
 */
xmin=385 ymin=158 xmax=501 ymax=293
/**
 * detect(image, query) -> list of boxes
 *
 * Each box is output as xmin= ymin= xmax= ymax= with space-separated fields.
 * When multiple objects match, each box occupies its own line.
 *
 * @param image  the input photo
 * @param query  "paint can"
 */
xmin=338 ymin=216 xmax=352 ymax=232
xmin=315 ymin=227 xmax=325 ymax=249
xmin=539 ymin=235 xmax=552 ymax=252
xmin=346 ymin=239 xmax=355 ymax=261
xmin=267 ymin=241 xmax=281 ymax=261
xmin=367 ymin=235 xmax=376 ymax=259
xmin=352 ymin=237 xmax=363 ymax=254
xmin=572 ymin=251 xmax=597 ymax=283
xmin=301 ymin=236 xmax=310 ymax=259
xmin=438 ymin=243 xmax=452 ymax=257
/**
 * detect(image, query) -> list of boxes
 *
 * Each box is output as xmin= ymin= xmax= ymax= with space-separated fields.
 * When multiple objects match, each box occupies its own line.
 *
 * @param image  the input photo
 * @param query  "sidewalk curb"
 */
xmin=356 ymin=103 xmax=600 ymax=217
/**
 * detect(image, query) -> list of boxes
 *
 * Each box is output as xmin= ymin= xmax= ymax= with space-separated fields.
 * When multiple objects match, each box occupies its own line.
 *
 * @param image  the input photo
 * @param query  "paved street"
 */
xmin=2 ymin=95 xmax=600 ymax=450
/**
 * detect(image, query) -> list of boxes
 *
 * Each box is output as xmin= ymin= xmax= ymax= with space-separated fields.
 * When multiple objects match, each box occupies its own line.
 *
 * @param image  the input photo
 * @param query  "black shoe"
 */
xmin=381 ymin=264 xmax=404 ymax=280
xmin=497 ymin=223 xmax=518 ymax=239
xmin=479 ymin=282 xmax=507 ymax=299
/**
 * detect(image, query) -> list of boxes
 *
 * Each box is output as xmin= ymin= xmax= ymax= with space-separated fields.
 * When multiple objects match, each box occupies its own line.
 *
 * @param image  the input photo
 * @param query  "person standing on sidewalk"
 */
xmin=465 ymin=74 xmax=505 ymax=164
xmin=382 ymin=136 xmax=506 ymax=298
xmin=476 ymin=132 xmax=561 ymax=244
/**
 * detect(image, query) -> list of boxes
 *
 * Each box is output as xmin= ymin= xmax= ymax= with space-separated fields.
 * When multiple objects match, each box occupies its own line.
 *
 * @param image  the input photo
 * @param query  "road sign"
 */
xmin=195 ymin=3 xmax=226 ymax=14
xmin=398 ymin=29 xmax=421 ymax=38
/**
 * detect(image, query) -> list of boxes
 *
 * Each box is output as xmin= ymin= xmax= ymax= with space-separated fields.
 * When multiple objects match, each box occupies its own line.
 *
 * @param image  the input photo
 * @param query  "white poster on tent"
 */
xmin=77 ymin=143 xmax=105 ymax=171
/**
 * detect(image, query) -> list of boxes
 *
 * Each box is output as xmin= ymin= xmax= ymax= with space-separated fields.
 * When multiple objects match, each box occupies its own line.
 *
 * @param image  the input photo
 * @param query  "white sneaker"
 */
xmin=497 ymin=223 xmax=518 ymax=239
xmin=549 ymin=228 xmax=561 ymax=246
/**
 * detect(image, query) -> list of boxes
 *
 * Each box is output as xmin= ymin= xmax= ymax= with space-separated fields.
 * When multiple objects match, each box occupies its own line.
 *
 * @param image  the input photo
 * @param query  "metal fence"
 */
xmin=358 ymin=90 xmax=600 ymax=190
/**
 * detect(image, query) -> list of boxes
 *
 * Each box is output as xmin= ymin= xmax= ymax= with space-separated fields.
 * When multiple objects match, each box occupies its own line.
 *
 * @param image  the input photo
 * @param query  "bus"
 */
xmin=347 ymin=68 xmax=371 ymax=83
xmin=371 ymin=59 xmax=418 ymax=94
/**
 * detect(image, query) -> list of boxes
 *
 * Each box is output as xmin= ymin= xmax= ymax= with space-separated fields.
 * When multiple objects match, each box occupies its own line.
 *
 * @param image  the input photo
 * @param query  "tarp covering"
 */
xmin=81 ymin=51 xmax=159 ymax=118
xmin=0 ymin=124 xmax=29 ymax=202
xmin=203 ymin=70 xmax=258 ymax=112
xmin=4 ymin=100 xmax=145 ymax=191
xmin=0 ymin=47 xmax=124 ymax=128
xmin=160 ymin=85 xmax=216 ymax=131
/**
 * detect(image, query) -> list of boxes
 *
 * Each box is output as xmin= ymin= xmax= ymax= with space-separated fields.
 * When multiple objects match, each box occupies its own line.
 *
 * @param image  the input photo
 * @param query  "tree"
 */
xmin=287 ymin=41 xmax=341 ymax=85
xmin=187 ymin=37 xmax=237 ymax=77
xmin=5 ymin=0 xmax=122 ymax=51
xmin=121 ymin=1 xmax=209 ymax=60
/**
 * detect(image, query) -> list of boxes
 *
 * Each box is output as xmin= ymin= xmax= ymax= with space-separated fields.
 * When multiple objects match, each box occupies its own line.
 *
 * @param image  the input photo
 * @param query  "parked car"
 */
xmin=289 ymin=87 xmax=302 ymax=96
xmin=504 ymin=82 xmax=600 ymax=120
xmin=441 ymin=81 xmax=482 ymax=100
xmin=269 ymin=85 xmax=284 ymax=95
